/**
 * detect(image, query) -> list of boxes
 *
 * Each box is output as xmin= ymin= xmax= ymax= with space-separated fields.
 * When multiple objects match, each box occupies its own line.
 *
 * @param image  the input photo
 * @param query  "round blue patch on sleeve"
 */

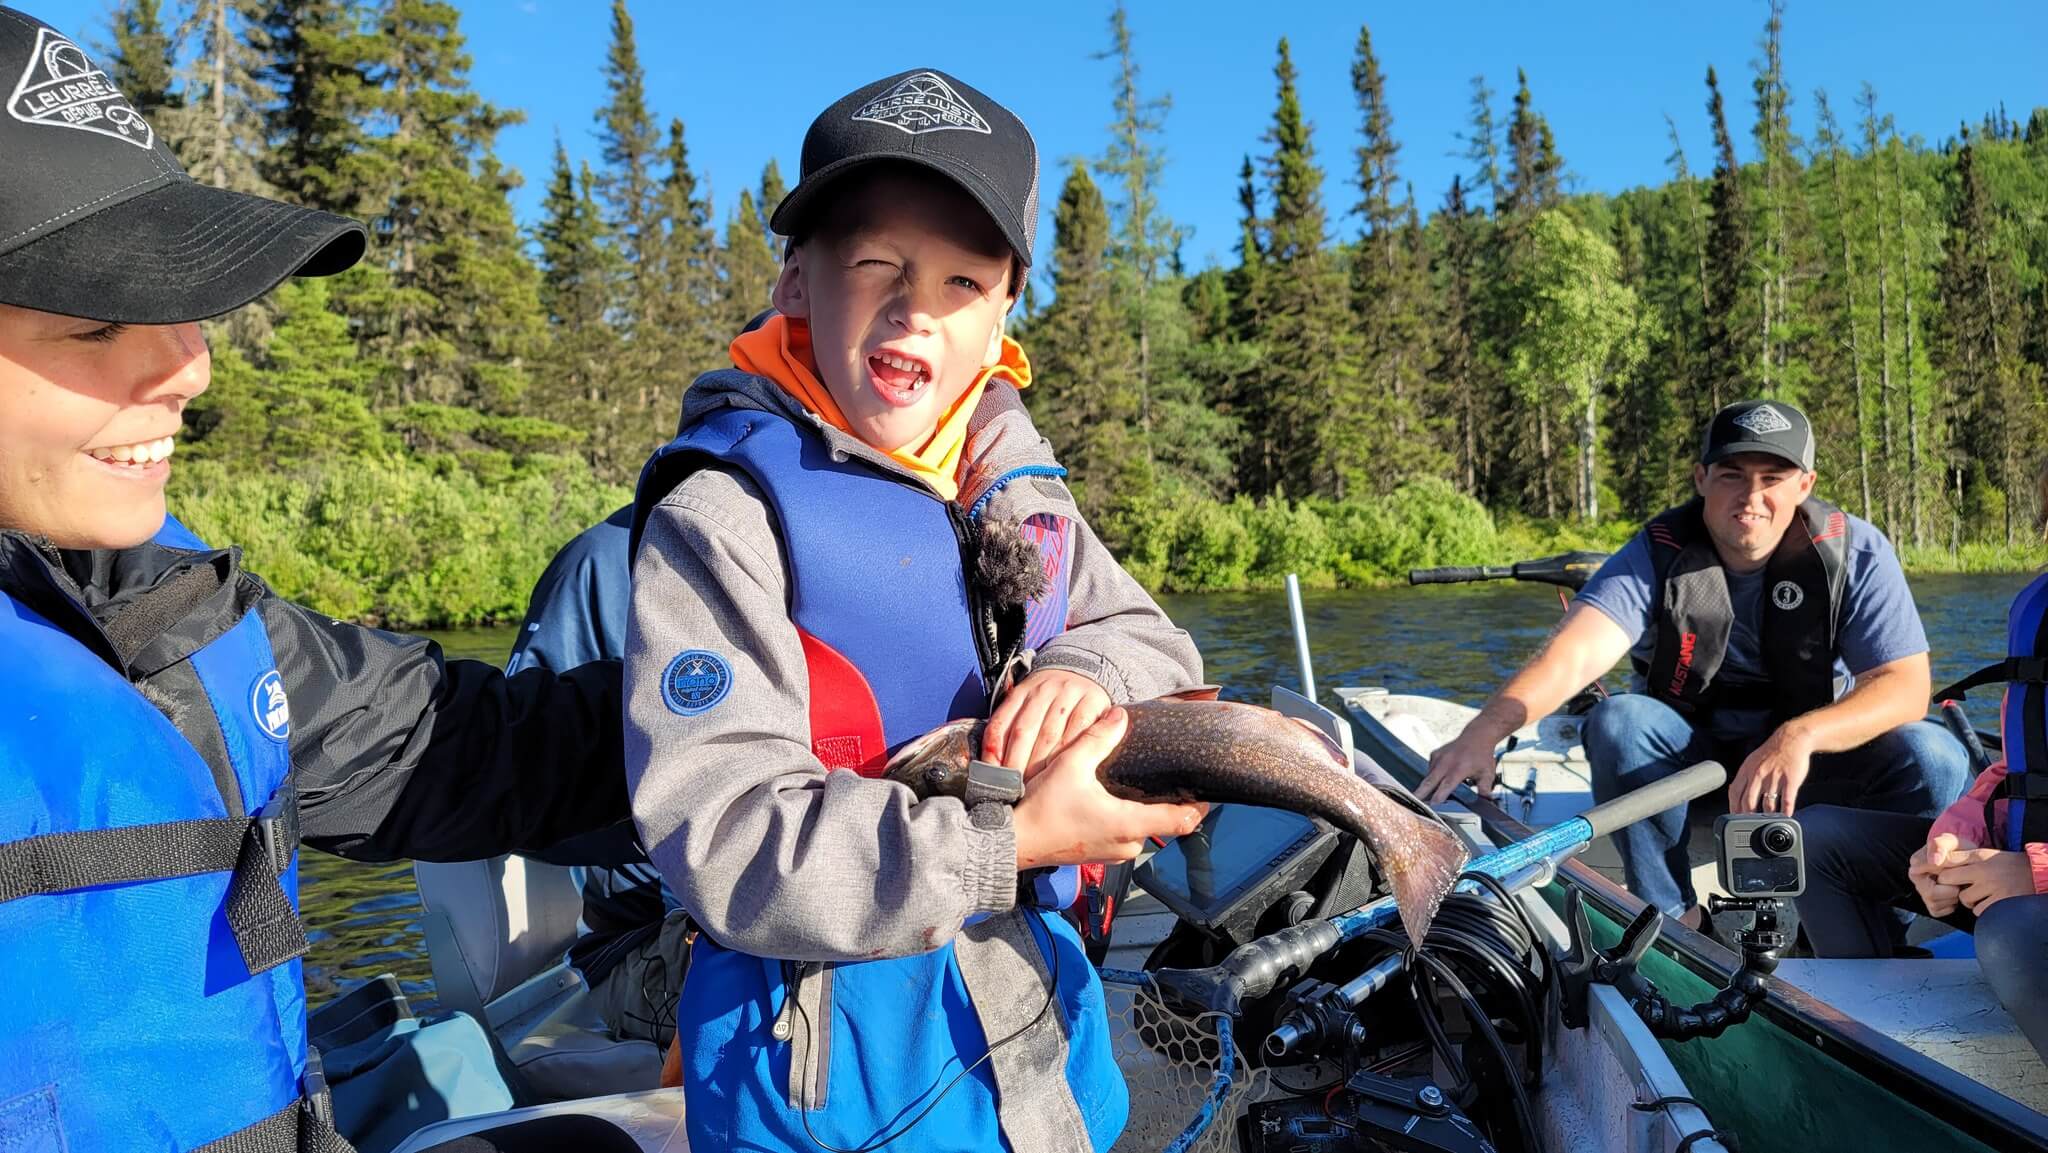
xmin=662 ymin=650 xmax=733 ymax=716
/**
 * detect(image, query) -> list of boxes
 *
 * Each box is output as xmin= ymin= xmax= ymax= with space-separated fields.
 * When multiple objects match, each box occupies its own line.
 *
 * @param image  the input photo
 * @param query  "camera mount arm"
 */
xmin=1559 ymin=889 xmax=1781 ymax=1039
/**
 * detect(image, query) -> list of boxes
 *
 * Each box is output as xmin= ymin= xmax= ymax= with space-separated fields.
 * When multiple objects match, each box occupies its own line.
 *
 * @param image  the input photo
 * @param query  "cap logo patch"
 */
xmin=7 ymin=28 xmax=153 ymax=150
xmin=852 ymin=72 xmax=991 ymax=136
xmin=1732 ymin=404 xmax=1793 ymax=436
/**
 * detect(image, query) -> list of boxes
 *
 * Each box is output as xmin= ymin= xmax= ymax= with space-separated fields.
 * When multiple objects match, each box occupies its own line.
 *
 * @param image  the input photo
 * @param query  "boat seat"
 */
xmin=415 ymin=856 xmax=662 ymax=1103
xmin=389 ymin=1089 xmax=687 ymax=1153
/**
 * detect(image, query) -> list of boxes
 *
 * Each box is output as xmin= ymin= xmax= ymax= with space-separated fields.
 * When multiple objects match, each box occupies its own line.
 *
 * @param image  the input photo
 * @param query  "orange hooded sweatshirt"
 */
xmin=729 ymin=314 xmax=1032 ymax=503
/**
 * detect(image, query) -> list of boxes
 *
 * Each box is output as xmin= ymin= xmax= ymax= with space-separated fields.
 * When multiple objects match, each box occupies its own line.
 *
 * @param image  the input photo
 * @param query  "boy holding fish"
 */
xmin=623 ymin=69 xmax=1211 ymax=1151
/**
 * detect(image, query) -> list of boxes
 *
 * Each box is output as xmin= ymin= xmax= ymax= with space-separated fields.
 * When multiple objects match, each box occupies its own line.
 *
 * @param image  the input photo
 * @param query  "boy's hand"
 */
xmin=984 ymin=668 xmax=1112 ymax=779
xmin=1933 ymin=847 xmax=2037 ymax=915
xmin=1012 ymin=708 xmax=1206 ymax=870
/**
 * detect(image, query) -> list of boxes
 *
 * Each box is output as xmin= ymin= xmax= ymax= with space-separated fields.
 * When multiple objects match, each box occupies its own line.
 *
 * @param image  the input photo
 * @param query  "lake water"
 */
xmin=298 ymin=572 xmax=2036 ymax=1012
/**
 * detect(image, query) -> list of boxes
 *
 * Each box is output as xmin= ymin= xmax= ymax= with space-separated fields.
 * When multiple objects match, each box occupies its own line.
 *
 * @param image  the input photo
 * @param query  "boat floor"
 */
xmin=1771 ymin=958 xmax=2048 ymax=1115
xmin=1337 ymin=685 xmax=2048 ymax=1124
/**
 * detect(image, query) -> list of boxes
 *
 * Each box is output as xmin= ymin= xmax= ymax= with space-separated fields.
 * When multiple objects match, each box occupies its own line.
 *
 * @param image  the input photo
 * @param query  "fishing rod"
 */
xmin=1407 ymin=550 xmax=1610 ymax=593
xmin=1147 ymin=758 xmax=1728 ymax=1019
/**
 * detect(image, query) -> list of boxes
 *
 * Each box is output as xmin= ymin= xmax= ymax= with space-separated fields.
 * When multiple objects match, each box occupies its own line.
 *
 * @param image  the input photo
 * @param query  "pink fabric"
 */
xmin=1924 ymin=760 xmax=2048 ymax=895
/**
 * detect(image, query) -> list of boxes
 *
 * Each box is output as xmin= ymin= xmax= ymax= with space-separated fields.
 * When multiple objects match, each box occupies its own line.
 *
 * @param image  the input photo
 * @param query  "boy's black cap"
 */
xmin=771 ymin=69 xmax=1038 ymax=267
xmin=0 ymin=7 xmax=364 ymax=324
xmin=1700 ymin=399 xmax=1816 ymax=471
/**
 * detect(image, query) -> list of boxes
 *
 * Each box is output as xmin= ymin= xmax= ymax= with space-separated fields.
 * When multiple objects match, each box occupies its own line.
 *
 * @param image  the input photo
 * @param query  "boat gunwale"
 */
xmin=1345 ymin=695 xmax=2048 ymax=1153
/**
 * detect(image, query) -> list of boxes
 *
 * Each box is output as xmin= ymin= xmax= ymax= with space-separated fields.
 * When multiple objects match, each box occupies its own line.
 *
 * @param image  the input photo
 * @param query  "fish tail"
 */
xmin=1385 ymin=817 xmax=1467 ymax=947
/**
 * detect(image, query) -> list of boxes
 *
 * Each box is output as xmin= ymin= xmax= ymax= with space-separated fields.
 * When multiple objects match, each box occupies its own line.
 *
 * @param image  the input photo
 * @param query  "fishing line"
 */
xmin=792 ymin=912 xmax=1062 ymax=1153
xmin=1360 ymin=868 xmax=1553 ymax=1153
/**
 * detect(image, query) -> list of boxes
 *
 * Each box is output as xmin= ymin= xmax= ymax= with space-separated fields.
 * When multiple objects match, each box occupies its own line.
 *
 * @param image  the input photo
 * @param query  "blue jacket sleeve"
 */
xmin=506 ymin=505 xmax=636 ymax=677
xmin=504 ymin=505 xmax=646 ymax=870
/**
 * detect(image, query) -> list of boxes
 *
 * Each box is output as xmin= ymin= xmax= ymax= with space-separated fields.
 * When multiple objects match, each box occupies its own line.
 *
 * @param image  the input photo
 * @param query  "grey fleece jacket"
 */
xmin=624 ymin=369 xmax=1205 ymax=963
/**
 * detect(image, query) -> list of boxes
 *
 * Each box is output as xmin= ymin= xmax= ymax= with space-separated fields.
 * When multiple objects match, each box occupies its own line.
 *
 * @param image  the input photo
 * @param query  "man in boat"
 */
xmin=1420 ymin=400 xmax=1969 ymax=931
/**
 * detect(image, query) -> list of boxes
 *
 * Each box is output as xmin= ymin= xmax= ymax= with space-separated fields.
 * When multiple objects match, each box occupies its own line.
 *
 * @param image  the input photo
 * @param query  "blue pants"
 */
xmin=1582 ymin=694 xmax=1969 ymax=917
xmin=1797 ymin=805 xmax=2048 ymax=1061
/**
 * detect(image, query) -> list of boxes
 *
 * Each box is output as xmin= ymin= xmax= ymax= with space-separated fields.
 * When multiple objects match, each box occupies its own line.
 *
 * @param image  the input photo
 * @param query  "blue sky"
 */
xmin=39 ymin=0 xmax=2048 ymax=280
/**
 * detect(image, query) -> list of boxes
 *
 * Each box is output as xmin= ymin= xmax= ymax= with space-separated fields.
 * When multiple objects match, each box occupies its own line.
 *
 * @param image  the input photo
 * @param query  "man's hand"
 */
xmin=983 ymin=669 xmax=1112 ymax=779
xmin=1934 ymin=847 xmax=2037 ymax=915
xmin=1730 ymin=724 xmax=1815 ymax=814
xmin=1908 ymin=832 xmax=1972 ymax=917
xmin=1012 ymin=708 xmax=1207 ymax=869
xmin=1419 ymin=731 xmax=1502 ymax=804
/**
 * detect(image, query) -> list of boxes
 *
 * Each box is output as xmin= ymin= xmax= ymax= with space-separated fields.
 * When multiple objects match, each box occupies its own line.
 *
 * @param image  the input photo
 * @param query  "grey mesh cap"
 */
xmin=0 ymin=6 xmax=364 ymax=323
xmin=1700 ymin=399 xmax=1816 ymax=471
xmin=770 ymin=68 xmax=1039 ymax=267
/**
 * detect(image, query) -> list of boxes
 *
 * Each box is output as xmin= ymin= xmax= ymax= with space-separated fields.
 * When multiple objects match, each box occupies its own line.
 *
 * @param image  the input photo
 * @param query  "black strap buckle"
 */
xmin=2014 ymin=656 xmax=2048 ymax=684
xmin=299 ymin=1048 xmax=337 ymax=1153
xmin=964 ymin=759 xmax=1024 ymax=806
xmin=252 ymin=778 xmax=302 ymax=877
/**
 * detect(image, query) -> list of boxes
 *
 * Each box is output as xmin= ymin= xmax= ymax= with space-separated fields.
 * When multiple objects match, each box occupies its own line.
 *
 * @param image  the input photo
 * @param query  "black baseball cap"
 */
xmin=1700 ymin=399 xmax=1816 ymax=471
xmin=0 ymin=7 xmax=364 ymax=324
xmin=770 ymin=68 xmax=1039 ymax=268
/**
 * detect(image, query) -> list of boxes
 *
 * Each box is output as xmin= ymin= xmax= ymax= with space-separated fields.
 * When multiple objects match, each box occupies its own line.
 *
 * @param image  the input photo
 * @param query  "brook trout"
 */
xmin=883 ymin=699 xmax=1468 ymax=946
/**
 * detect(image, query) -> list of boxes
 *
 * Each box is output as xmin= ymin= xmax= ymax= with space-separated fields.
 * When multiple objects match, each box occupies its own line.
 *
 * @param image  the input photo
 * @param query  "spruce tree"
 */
xmin=593 ymin=0 xmax=663 ymax=408
xmin=534 ymin=141 xmax=623 ymax=471
xmin=1350 ymin=24 xmax=1430 ymax=472
xmin=260 ymin=0 xmax=373 ymax=214
xmin=648 ymin=118 xmax=721 ymax=412
xmin=1026 ymin=162 xmax=1140 ymax=516
xmin=168 ymin=0 xmax=274 ymax=195
xmin=757 ymin=159 xmax=787 ymax=246
xmin=1432 ymin=176 xmax=1483 ymax=495
xmin=1255 ymin=38 xmax=1359 ymax=499
xmin=1092 ymin=0 xmax=1181 ymax=451
xmin=1620 ymin=189 xmax=1690 ymax=515
xmin=1503 ymin=69 xmax=1561 ymax=217
xmin=1858 ymin=85 xmax=1900 ymax=536
xmin=1749 ymin=0 xmax=1807 ymax=397
xmin=1934 ymin=131 xmax=2033 ymax=545
xmin=1813 ymin=90 xmax=1873 ymax=519
xmin=722 ymin=187 xmax=779 ymax=336
xmin=349 ymin=0 xmax=546 ymax=425
xmin=1463 ymin=75 xmax=1504 ymax=212
xmin=102 ymin=0 xmax=178 ymax=122
xmin=1703 ymin=66 xmax=1751 ymax=410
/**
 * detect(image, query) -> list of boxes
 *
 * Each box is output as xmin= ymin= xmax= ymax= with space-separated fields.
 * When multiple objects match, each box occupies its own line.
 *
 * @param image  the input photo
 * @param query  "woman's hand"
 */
xmin=1011 ymin=708 xmax=1206 ymax=869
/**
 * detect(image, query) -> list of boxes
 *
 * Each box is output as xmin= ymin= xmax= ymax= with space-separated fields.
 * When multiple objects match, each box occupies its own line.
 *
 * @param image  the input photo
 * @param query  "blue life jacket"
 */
xmin=0 ymin=520 xmax=329 ymax=1152
xmin=1937 ymin=571 xmax=2048 ymax=850
xmin=633 ymin=408 xmax=1125 ymax=1152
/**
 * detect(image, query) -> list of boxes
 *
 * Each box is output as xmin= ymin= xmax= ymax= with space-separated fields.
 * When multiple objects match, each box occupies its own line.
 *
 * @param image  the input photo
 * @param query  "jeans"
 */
xmin=1797 ymin=804 xmax=2048 ymax=1061
xmin=1582 ymin=693 xmax=1970 ymax=918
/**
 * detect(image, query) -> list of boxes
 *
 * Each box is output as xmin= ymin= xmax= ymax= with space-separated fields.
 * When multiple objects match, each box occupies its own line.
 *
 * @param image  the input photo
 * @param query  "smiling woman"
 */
xmin=0 ymin=309 xmax=211 ymax=548
xmin=0 ymin=9 xmax=637 ymax=1153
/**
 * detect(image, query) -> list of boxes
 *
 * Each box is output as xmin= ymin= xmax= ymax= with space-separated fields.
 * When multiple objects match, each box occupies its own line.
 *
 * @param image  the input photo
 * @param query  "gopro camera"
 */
xmin=1715 ymin=814 xmax=1804 ymax=897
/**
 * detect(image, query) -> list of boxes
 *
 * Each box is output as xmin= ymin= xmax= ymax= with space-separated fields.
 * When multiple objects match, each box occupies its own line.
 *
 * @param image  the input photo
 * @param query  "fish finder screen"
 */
xmin=1137 ymin=803 xmax=1324 ymax=920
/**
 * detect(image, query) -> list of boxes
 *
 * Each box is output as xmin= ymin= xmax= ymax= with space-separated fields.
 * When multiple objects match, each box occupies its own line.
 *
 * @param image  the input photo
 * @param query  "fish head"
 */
xmin=882 ymin=718 xmax=983 ymax=800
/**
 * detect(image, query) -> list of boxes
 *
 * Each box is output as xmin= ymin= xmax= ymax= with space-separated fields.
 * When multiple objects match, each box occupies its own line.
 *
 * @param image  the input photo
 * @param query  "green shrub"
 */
xmin=169 ymin=454 xmax=630 ymax=628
